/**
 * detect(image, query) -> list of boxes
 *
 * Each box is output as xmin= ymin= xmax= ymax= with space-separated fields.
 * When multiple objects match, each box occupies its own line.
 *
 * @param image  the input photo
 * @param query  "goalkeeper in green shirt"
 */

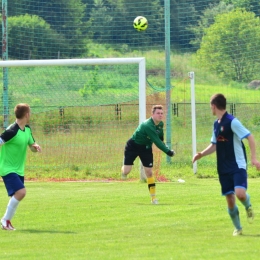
xmin=121 ymin=105 xmax=175 ymax=204
xmin=0 ymin=103 xmax=41 ymax=231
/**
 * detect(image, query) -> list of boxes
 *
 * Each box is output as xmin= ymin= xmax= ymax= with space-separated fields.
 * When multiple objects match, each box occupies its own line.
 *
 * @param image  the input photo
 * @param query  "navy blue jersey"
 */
xmin=211 ymin=112 xmax=250 ymax=174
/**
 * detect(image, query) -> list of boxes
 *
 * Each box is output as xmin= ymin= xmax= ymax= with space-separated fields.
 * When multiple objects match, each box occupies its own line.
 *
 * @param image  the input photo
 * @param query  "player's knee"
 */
xmin=122 ymin=165 xmax=132 ymax=174
xmin=236 ymin=192 xmax=246 ymax=201
xmin=124 ymin=169 xmax=131 ymax=175
xmin=15 ymin=188 xmax=26 ymax=201
xmin=144 ymin=168 xmax=153 ymax=178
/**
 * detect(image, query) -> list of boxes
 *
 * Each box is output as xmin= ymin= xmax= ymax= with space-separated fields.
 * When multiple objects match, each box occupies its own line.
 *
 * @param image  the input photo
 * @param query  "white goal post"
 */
xmin=0 ymin=58 xmax=147 ymax=180
xmin=189 ymin=71 xmax=197 ymax=174
xmin=0 ymin=57 xmax=146 ymax=124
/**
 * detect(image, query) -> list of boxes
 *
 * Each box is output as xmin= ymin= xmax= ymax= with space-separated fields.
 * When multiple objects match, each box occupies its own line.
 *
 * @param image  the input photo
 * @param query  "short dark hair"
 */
xmin=152 ymin=105 xmax=163 ymax=114
xmin=14 ymin=103 xmax=30 ymax=119
xmin=210 ymin=94 xmax=226 ymax=110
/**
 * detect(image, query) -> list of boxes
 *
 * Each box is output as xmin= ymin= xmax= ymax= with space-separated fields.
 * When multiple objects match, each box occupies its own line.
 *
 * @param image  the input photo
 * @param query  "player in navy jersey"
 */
xmin=192 ymin=94 xmax=260 ymax=236
xmin=0 ymin=103 xmax=41 ymax=230
xmin=121 ymin=105 xmax=175 ymax=204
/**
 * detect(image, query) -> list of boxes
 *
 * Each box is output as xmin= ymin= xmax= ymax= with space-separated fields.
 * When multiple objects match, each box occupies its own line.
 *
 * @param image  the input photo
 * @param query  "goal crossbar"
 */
xmin=0 ymin=58 xmax=145 ymax=67
xmin=0 ymin=58 xmax=147 ymax=180
xmin=0 ymin=57 xmax=146 ymax=124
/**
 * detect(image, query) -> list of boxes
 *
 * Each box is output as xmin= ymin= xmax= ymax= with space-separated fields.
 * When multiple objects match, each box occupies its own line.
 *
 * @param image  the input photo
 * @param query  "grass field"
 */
xmin=1 ymin=178 xmax=260 ymax=260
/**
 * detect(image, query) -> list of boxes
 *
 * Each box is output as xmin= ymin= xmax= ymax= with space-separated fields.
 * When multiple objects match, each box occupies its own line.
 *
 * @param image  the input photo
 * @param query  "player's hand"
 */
xmin=31 ymin=143 xmax=42 ymax=152
xmin=167 ymin=150 xmax=175 ymax=157
xmin=252 ymin=159 xmax=260 ymax=170
xmin=192 ymin=153 xmax=202 ymax=163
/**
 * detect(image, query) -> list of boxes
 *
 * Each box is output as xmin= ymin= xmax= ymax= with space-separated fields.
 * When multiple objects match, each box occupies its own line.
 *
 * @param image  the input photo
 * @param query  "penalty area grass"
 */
xmin=0 ymin=178 xmax=260 ymax=260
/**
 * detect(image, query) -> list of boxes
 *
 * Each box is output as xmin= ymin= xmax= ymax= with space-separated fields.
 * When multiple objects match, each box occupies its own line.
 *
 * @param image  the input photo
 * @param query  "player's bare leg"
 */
xmin=121 ymin=165 xmax=132 ymax=179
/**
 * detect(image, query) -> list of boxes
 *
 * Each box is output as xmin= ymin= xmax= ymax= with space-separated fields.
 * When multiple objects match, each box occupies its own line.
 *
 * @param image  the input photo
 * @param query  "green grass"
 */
xmin=1 ymin=178 xmax=260 ymax=259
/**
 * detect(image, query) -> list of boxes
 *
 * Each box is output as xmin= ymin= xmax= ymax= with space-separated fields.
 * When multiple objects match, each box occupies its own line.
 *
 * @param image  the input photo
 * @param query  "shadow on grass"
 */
xmin=135 ymin=203 xmax=173 ymax=206
xmin=19 ymin=229 xmax=76 ymax=234
xmin=241 ymin=234 xmax=260 ymax=237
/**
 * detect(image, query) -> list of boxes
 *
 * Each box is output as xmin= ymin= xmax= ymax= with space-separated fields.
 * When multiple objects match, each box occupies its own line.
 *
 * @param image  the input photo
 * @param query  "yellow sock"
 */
xmin=147 ymin=177 xmax=156 ymax=200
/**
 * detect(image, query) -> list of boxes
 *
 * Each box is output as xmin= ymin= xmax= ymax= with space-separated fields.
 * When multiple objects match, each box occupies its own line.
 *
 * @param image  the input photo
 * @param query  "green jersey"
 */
xmin=132 ymin=117 xmax=170 ymax=154
xmin=0 ymin=122 xmax=35 ymax=177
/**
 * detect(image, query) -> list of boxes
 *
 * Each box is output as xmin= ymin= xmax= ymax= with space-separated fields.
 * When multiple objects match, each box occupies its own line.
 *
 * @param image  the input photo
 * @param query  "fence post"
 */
xmin=115 ymin=104 xmax=121 ymax=120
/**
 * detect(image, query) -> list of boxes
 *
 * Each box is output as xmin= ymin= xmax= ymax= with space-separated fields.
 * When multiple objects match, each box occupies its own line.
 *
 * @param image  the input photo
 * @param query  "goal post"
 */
xmin=189 ymin=72 xmax=197 ymax=174
xmin=0 ymin=57 xmax=146 ymax=125
xmin=0 ymin=58 xmax=148 ymax=180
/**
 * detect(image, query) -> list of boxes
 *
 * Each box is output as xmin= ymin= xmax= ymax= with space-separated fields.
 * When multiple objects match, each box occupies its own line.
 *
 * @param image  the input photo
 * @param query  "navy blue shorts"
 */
xmin=2 ymin=173 xmax=25 ymax=196
xmin=123 ymin=138 xmax=153 ymax=168
xmin=218 ymin=168 xmax=247 ymax=195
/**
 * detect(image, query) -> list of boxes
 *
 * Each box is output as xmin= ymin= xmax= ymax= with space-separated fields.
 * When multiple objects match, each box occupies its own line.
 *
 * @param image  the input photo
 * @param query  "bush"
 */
xmin=7 ymin=14 xmax=67 ymax=59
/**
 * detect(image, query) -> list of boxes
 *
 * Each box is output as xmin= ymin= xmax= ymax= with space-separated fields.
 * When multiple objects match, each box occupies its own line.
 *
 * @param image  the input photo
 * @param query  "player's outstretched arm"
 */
xmin=192 ymin=143 xmax=216 ymax=163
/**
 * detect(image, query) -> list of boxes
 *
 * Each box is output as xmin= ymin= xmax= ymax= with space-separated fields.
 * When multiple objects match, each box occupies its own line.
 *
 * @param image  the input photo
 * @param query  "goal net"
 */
xmin=0 ymin=58 xmax=146 ymax=179
xmin=0 ymin=58 xmax=166 ymax=180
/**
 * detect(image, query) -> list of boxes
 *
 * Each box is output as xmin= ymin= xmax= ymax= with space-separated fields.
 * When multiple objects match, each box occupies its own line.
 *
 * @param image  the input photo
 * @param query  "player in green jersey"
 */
xmin=0 ymin=103 xmax=41 ymax=230
xmin=122 ymin=105 xmax=175 ymax=204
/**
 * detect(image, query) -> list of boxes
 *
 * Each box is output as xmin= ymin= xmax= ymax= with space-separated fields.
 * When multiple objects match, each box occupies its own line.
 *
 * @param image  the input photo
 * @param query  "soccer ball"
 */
xmin=133 ymin=16 xmax=148 ymax=31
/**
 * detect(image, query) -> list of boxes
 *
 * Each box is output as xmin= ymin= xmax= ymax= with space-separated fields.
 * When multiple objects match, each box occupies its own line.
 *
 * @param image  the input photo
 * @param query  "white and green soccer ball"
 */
xmin=133 ymin=16 xmax=148 ymax=31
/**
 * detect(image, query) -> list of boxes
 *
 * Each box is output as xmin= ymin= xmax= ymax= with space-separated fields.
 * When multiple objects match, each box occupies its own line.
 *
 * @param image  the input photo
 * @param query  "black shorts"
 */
xmin=123 ymin=138 xmax=153 ymax=168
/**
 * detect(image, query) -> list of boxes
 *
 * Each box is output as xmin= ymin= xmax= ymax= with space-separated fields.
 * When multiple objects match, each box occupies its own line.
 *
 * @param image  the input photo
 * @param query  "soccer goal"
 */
xmin=0 ymin=58 xmax=150 ymax=180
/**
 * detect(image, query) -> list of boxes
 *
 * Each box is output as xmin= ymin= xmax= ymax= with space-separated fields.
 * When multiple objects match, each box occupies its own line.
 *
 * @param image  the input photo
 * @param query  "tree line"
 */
xmin=2 ymin=0 xmax=260 ymax=82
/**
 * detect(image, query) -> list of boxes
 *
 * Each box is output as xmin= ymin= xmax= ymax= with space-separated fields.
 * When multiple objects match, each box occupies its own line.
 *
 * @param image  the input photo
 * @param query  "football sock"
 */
xmin=3 ymin=196 xmax=20 ymax=220
xmin=228 ymin=205 xmax=242 ymax=230
xmin=147 ymin=177 xmax=156 ymax=200
xmin=240 ymin=193 xmax=251 ymax=209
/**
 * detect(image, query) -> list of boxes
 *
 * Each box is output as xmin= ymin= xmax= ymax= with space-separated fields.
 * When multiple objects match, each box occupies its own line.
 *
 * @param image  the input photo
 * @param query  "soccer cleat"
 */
xmin=233 ymin=228 xmax=242 ymax=236
xmin=246 ymin=206 xmax=254 ymax=224
xmin=121 ymin=173 xmax=127 ymax=180
xmin=1 ymin=219 xmax=15 ymax=231
xmin=151 ymin=198 xmax=159 ymax=205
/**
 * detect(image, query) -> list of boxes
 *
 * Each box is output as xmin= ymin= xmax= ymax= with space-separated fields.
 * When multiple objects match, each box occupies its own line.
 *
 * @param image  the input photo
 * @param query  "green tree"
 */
xmin=188 ymin=1 xmax=234 ymax=49
xmin=223 ymin=0 xmax=251 ymax=8
xmin=8 ymin=14 xmax=67 ymax=59
xmin=90 ymin=0 xmax=114 ymax=42
xmin=223 ymin=0 xmax=260 ymax=16
xmin=197 ymin=9 xmax=260 ymax=82
xmin=8 ymin=0 xmax=89 ymax=57
xmin=169 ymin=0 xmax=220 ymax=49
xmin=90 ymin=0 xmax=164 ymax=48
